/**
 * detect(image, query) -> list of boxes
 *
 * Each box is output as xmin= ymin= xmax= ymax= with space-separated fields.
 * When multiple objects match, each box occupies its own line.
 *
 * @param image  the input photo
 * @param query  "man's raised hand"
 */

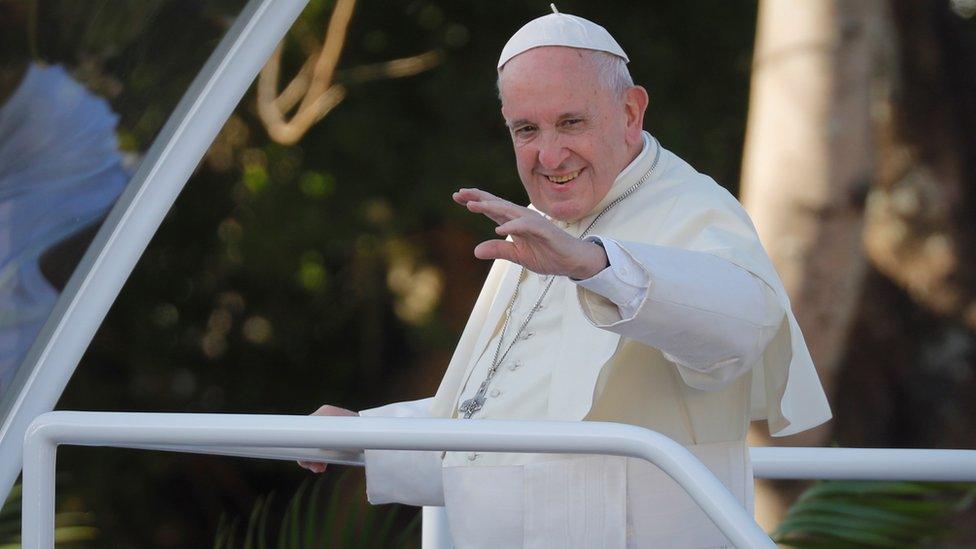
xmin=453 ymin=188 xmax=607 ymax=280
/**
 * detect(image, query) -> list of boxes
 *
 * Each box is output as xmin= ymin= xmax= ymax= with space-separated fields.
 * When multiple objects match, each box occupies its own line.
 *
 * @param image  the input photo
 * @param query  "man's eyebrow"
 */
xmin=506 ymin=118 xmax=534 ymax=129
xmin=506 ymin=111 xmax=590 ymax=129
xmin=558 ymin=111 xmax=589 ymax=120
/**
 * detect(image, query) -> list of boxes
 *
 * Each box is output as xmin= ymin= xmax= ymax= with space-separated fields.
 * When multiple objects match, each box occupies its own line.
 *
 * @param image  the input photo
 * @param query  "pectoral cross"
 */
xmin=458 ymin=378 xmax=491 ymax=419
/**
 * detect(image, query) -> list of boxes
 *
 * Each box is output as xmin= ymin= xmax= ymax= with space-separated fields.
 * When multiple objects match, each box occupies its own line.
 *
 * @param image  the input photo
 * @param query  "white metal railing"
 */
xmin=23 ymin=412 xmax=772 ymax=548
xmin=751 ymin=446 xmax=976 ymax=481
xmin=421 ymin=445 xmax=976 ymax=549
xmin=21 ymin=412 xmax=976 ymax=548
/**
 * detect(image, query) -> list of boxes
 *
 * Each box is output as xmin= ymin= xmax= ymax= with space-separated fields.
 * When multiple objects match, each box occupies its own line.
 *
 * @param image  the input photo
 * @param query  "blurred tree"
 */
xmin=740 ymin=0 xmax=882 ymax=528
xmin=864 ymin=1 xmax=976 ymax=327
xmin=740 ymin=0 xmax=879 ymax=438
xmin=740 ymin=0 xmax=976 ymax=539
xmin=835 ymin=4 xmax=976 ymax=544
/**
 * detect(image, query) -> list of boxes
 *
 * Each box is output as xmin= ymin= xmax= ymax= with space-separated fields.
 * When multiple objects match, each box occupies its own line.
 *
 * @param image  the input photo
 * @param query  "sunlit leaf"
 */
xmin=774 ymin=480 xmax=976 ymax=548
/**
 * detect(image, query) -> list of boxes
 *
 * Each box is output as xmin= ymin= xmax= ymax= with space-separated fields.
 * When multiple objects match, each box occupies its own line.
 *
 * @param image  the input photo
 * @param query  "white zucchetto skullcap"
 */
xmin=497 ymin=4 xmax=629 ymax=70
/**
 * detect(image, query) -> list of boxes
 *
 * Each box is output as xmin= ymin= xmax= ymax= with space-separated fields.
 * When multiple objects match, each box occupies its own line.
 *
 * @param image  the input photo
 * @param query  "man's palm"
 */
xmin=454 ymin=188 xmax=606 ymax=279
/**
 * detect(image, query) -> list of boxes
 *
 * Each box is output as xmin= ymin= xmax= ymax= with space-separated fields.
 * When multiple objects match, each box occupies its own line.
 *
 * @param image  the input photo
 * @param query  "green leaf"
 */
xmin=869 ymin=497 xmax=954 ymax=516
xmin=775 ymin=535 xmax=868 ymax=549
xmin=374 ymin=505 xmax=400 ymax=547
xmin=392 ymin=509 xmax=422 ymax=548
xmin=257 ymin=491 xmax=274 ymax=549
xmin=797 ymin=481 xmax=935 ymax=502
xmin=0 ymin=480 xmax=98 ymax=546
xmin=226 ymin=516 xmax=242 ymax=549
xmin=216 ymin=471 xmax=420 ymax=548
xmin=288 ymin=478 xmax=311 ymax=547
xmin=782 ymin=499 xmax=936 ymax=531
xmin=321 ymin=470 xmax=350 ymax=544
xmin=774 ymin=515 xmax=906 ymax=547
xmin=339 ymin=487 xmax=361 ymax=549
xmin=304 ymin=475 xmax=326 ymax=549
xmin=275 ymin=493 xmax=291 ymax=549
xmin=357 ymin=495 xmax=376 ymax=549
xmin=243 ymin=494 xmax=264 ymax=549
xmin=213 ymin=513 xmax=230 ymax=549
xmin=776 ymin=480 xmax=976 ymax=548
xmin=52 ymin=525 xmax=100 ymax=543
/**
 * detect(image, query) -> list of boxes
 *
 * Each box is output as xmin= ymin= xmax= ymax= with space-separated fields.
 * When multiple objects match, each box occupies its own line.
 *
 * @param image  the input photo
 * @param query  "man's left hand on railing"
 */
xmin=296 ymin=404 xmax=359 ymax=473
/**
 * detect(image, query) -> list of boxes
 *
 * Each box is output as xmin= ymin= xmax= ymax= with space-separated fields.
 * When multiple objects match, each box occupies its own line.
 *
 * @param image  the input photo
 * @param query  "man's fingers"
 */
xmin=464 ymin=202 xmax=508 ymax=225
xmin=466 ymin=200 xmax=521 ymax=225
xmin=298 ymin=404 xmax=355 ymax=473
xmin=310 ymin=404 xmax=359 ymax=417
xmin=454 ymin=188 xmax=538 ymax=229
xmin=466 ymin=198 xmax=536 ymax=230
xmin=453 ymin=188 xmax=500 ymax=205
xmin=467 ymin=198 xmax=529 ymax=222
xmin=297 ymin=460 xmax=327 ymax=473
xmin=454 ymin=188 xmax=527 ymax=218
xmin=473 ymin=239 xmax=518 ymax=263
xmin=495 ymin=216 xmax=542 ymax=238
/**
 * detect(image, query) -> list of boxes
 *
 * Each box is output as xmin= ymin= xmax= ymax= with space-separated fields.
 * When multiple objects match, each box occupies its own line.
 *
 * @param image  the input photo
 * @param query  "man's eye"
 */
xmin=514 ymin=126 xmax=536 ymax=135
xmin=561 ymin=119 xmax=583 ymax=127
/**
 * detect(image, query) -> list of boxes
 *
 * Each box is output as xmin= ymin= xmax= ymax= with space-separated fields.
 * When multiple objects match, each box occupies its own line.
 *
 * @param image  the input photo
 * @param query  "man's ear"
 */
xmin=623 ymin=85 xmax=649 ymax=145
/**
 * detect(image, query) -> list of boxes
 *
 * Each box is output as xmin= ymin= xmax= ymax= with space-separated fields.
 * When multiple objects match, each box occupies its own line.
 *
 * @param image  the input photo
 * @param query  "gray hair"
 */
xmin=496 ymin=49 xmax=634 ymax=101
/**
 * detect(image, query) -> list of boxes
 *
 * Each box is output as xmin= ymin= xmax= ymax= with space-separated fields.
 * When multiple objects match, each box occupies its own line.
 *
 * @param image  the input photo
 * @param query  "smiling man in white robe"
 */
xmin=300 ymin=7 xmax=831 ymax=548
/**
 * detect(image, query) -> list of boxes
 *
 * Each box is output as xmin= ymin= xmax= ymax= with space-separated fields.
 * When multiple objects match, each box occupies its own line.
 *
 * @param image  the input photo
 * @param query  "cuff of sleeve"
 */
xmin=360 ymin=397 xmax=445 ymax=506
xmin=574 ymin=236 xmax=649 ymax=309
xmin=363 ymin=447 xmax=445 ymax=506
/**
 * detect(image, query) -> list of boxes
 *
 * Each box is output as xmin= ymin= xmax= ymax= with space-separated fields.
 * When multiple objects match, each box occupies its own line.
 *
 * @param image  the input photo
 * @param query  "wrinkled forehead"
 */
xmin=499 ymin=46 xmax=598 ymax=77
xmin=497 ymin=47 xmax=602 ymax=99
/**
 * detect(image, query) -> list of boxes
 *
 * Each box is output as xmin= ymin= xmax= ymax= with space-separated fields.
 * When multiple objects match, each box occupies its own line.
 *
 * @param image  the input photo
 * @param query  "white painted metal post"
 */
xmin=21 ymin=412 xmax=774 ymax=549
xmin=21 ymin=423 xmax=56 ymax=549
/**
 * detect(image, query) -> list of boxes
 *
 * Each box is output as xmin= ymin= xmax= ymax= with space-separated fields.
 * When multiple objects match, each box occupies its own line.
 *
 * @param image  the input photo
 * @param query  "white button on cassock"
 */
xmin=490 ymin=388 xmax=501 ymax=398
xmin=508 ymin=360 xmax=522 ymax=371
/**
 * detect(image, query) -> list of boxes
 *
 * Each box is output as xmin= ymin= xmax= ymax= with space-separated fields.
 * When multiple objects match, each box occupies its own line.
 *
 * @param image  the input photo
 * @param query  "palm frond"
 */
xmin=773 ymin=480 xmax=976 ymax=548
xmin=215 ymin=469 xmax=419 ymax=548
xmin=0 ymin=478 xmax=98 ymax=546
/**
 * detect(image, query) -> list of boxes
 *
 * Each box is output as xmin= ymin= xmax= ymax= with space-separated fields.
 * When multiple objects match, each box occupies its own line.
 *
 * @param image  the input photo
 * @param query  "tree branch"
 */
xmin=256 ymin=0 xmax=440 ymax=145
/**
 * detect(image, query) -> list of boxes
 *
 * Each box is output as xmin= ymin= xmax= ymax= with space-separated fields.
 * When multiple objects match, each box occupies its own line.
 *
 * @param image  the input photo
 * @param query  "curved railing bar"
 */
xmin=22 ymin=412 xmax=774 ymax=548
xmin=749 ymin=446 xmax=976 ymax=481
xmin=95 ymin=443 xmax=367 ymax=466
xmin=109 ymin=445 xmax=976 ymax=482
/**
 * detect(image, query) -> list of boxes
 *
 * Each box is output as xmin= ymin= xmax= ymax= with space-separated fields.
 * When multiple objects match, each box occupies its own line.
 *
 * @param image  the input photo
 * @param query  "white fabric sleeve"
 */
xmin=573 ymin=235 xmax=648 ymax=318
xmin=576 ymin=241 xmax=785 ymax=391
xmin=358 ymin=396 xmax=445 ymax=506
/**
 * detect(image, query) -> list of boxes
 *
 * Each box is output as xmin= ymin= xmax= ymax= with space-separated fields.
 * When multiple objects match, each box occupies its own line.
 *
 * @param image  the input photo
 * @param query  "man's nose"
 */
xmin=536 ymin=133 xmax=570 ymax=170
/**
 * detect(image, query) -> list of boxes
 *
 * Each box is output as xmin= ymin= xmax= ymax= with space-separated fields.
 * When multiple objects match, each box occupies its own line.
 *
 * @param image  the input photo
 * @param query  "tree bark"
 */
xmin=863 ymin=0 xmax=976 ymax=329
xmin=739 ymin=0 xmax=882 ymax=529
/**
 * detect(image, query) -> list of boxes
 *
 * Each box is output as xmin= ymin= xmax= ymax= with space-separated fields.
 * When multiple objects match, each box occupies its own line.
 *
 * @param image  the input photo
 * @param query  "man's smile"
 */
xmin=544 ymin=168 xmax=583 ymax=184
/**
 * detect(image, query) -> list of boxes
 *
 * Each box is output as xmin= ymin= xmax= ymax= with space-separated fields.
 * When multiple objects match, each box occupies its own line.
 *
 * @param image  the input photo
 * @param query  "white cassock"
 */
xmin=359 ymin=132 xmax=831 ymax=548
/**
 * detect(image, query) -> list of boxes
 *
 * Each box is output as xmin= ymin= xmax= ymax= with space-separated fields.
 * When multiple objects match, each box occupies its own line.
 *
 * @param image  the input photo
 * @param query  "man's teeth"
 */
xmin=547 ymin=170 xmax=581 ymax=183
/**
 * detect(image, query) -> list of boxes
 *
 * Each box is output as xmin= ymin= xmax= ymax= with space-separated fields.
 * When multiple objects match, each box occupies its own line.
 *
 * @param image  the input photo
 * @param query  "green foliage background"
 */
xmin=15 ymin=0 xmax=758 ymax=546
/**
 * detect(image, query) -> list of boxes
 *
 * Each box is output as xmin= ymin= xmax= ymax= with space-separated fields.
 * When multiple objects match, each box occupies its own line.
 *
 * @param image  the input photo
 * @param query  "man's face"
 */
xmin=498 ymin=47 xmax=642 ymax=222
